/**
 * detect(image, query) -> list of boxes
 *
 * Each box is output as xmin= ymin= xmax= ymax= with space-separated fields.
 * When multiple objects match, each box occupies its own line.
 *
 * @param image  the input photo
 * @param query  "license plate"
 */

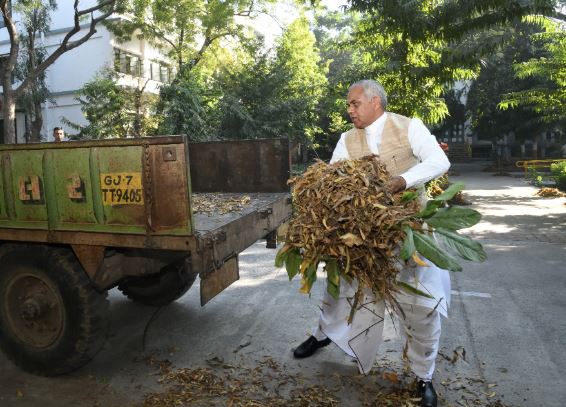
xmin=100 ymin=172 xmax=144 ymax=205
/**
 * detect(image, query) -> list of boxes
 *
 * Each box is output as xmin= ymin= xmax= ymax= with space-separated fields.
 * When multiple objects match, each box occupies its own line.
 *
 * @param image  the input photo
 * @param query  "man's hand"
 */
xmin=387 ymin=176 xmax=406 ymax=194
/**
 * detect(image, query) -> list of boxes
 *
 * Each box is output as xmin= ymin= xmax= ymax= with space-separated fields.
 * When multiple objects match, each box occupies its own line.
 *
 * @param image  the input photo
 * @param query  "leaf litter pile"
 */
xmin=192 ymin=193 xmax=251 ymax=215
xmin=535 ymin=187 xmax=565 ymax=197
xmin=140 ymin=355 xmax=426 ymax=407
xmin=276 ymin=156 xmax=486 ymax=310
xmin=138 ymin=353 xmax=512 ymax=407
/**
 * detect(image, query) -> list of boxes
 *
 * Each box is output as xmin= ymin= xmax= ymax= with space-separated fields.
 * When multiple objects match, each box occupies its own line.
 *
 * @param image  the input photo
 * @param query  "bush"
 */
xmin=550 ymin=161 xmax=566 ymax=191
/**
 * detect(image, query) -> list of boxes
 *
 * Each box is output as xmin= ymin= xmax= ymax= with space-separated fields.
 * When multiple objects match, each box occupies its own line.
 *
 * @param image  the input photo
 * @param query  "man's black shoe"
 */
xmin=293 ymin=336 xmax=331 ymax=358
xmin=416 ymin=380 xmax=437 ymax=407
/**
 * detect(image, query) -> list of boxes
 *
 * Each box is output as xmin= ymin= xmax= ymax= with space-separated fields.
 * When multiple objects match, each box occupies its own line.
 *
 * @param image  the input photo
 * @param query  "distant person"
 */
xmin=53 ymin=127 xmax=66 ymax=142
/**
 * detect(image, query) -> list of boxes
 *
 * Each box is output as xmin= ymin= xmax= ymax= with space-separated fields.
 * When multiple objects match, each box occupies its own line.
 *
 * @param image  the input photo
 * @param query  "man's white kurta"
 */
xmin=314 ymin=112 xmax=451 ymax=375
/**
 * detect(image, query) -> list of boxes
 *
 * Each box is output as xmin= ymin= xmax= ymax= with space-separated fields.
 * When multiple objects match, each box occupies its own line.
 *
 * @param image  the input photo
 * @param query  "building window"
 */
xmin=159 ymin=65 xmax=169 ymax=83
xmin=114 ymin=48 xmax=143 ymax=77
xmin=149 ymin=60 xmax=172 ymax=83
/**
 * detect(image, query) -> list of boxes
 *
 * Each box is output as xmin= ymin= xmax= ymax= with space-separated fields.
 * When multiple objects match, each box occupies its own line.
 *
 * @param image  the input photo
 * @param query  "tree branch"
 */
xmin=14 ymin=1 xmax=116 ymax=98
xmin=185 ymin=30 xmax=234 ymax=72
xmin=234 ymin=0 xmax=256 ymax=17
xmin=77 ymin=0 xmax=115 ymax=17
xmin=142 ymin=22 xmax=179 ymax=53
xmin=0 ymin=0 xmax=20 ymax=83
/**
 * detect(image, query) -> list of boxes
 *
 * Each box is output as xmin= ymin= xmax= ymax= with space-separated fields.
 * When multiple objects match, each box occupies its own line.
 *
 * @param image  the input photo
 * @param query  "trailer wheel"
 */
xmin=117 ymin=259 xmax=197 ymax=307
xmin=0 ymin=244 xmax=109 ymax=376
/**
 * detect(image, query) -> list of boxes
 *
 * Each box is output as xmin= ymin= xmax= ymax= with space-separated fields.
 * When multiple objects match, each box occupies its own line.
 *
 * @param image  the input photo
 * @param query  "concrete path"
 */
xmin=0 ymin=161 xmax=565 ymax=406
xmin=440 ymin=163 xmax=566 ymax=407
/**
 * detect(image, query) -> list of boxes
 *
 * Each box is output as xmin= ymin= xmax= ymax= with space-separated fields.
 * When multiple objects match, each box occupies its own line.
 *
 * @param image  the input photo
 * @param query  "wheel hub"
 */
xmin=21 ymin=297 xmax=47 ymax=320
xmin=4 ymin=273 xmax=64 ymax=348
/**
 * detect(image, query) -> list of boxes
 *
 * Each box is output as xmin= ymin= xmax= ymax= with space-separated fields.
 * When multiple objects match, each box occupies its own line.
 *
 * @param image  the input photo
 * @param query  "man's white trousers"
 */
xmin=313 ymin=282 xmax=443 ymax=380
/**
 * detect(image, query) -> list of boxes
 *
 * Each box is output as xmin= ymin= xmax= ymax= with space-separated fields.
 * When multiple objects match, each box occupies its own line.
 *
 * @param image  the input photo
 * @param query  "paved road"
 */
xmin=0 ymin=162 xmax=564 ymax=406
xmin=441 ymin=163 xmax=566 ymax=407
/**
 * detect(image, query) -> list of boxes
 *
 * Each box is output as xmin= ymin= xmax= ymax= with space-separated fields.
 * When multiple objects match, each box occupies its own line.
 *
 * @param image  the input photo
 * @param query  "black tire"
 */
xmin=0 ymin=244 xmax=110 ymax=376
xmin=117 ymin=258 xmax=197 ymax=306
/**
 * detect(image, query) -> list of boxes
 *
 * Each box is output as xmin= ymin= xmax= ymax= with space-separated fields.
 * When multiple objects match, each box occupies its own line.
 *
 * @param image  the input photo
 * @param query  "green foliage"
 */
xmin=467 ymin=20 xmax=559 ymax=141
xmin=413 ymin=230 xmax=462 ymax=271
xmin=425 ymin=206 xmax=482 ymax=230
xmin=273 ymin=16 xmax=329 ymax=143
xmin=99 ymin=0 xmax=563 ymax=156
xmin=325 ymin=259 xmax=341 ymax=299
xmin=400 ymin=190 xmax=418 ymax=202
xmin=499 ymin=18 xmax=566 ymax=125
xmin=157 ymin=76 xmax=217 ymax=140
xmin=421 ymin=180 xmax=465 ymax=218
xmin=527 ymin=166 xmax=545 ymax=187
xmin=155 ymin=15 xmax=328 ymax=144
xmin=108 ymin=0 xmax=274 ymax=75
xmin=64 ymin=70 xmax=158 ymax=139
xmin=434 ymin=227 xmax=487 ymax=262
xmin=434 ymin=181 xmax=466 ymax=201
xmin=550 ymin=160 xmax=566 ymax=191
xmin=347 ymin=0 xmax=557 ymax=130
xmin=399 ymin=225 xmax=415 ymax=261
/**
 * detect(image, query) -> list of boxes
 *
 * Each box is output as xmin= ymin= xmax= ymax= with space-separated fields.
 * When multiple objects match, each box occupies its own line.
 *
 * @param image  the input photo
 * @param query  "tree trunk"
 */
xmin=133 ymin=88 xmax=142 ymax=137
xmin=30 ymin=99 xmax=43 ymax=142
xmin=23 ymin=113 xmax=31 ymax=143
xmin=2 ymin=87 xmax=17 ymax=144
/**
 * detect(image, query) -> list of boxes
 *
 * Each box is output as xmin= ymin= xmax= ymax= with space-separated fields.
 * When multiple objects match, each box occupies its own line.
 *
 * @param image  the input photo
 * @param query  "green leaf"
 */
xmin=425 ymin=206 xmax=481 ymax=230
xmin=325 ymin=259 xmax=341 ymax=286
xmin=285 ymin=249 xmax=302 ymax=281
xmin=306 ymin=262 xmax=318 ymax=286
xmin=327 ymin=281 xmax=340 ymax=300
xmin=434 ymin=181 xmax=465 ymax=201
xmin=418 ymin=199 xmax=444 ymax=218
xmin=400 ymin=190 xmax=418 ymax=202
xmin=275 ymin=244 xmax=292 ymax=268
xmin=399 ymin=226 xmax=415 ymax=261
xmin=435 ymin=228 xmax=487 ymax=262
xmin=413 ymin=231 xmax=462 ymax=271
xmin=397 ymin=281 xmax=435 ymax=299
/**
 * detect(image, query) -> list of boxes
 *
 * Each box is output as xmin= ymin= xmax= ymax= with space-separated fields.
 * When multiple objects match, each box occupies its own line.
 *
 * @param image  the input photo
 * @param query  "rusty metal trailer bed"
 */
xmin=0 ymin=136 xmax=292 ymax=375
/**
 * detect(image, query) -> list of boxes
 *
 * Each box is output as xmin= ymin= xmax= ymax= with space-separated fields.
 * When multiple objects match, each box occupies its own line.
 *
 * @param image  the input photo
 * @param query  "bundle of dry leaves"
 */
xmin=281 ymin=156 xmax=423 ymax=308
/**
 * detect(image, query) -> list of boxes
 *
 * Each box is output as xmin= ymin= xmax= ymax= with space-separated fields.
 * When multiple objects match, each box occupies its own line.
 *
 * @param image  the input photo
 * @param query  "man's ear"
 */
xmin=372 ymin=96 xmax=381 ymax=110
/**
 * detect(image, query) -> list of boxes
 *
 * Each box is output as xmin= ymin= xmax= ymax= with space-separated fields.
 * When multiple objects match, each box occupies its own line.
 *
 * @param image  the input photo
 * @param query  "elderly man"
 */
xmin=293 ymin=80 xmax=451 ymax=407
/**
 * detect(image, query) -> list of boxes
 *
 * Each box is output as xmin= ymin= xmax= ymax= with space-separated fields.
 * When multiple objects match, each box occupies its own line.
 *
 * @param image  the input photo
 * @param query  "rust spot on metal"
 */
xmin=71 ymin=244 xmax=105 ymax=280
xmin=149 ymin=144 xmax=190 ymax=231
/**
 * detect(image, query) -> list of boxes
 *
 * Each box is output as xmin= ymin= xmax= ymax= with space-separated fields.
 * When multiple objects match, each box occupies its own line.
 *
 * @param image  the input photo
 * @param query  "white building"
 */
xmin=0 ymin=1 xmax=172 ymax=143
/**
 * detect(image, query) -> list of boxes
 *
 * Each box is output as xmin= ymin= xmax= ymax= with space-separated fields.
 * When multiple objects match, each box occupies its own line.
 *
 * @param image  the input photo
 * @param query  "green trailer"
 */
xmin=0 ymin=136 xmax=292 ymax=375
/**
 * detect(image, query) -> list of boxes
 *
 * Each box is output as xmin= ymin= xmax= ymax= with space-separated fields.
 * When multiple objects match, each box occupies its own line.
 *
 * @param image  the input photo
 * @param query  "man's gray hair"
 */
xmin=349 ymin=79 xmax=388 ymax=110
